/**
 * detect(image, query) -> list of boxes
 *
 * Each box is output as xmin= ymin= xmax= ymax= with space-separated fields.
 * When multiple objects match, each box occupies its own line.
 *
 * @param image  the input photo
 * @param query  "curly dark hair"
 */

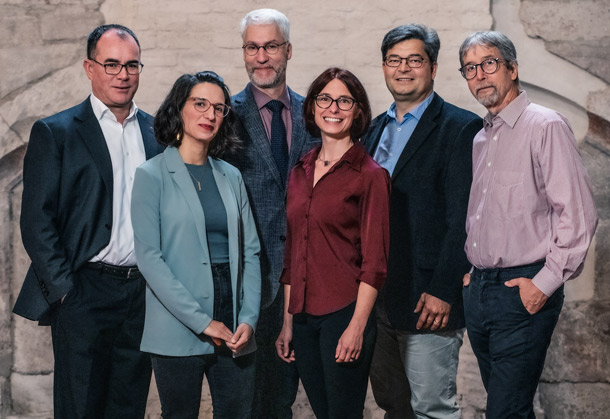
xmin=303 ymin=67 xmax=372 ymax=140
xmin=154 ymin=71 xmax=241 ymax=158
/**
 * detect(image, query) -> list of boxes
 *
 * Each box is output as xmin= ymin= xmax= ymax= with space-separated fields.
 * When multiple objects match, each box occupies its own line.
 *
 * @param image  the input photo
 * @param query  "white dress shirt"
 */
xmin=89 ymin=94 xmax=146 ymax=266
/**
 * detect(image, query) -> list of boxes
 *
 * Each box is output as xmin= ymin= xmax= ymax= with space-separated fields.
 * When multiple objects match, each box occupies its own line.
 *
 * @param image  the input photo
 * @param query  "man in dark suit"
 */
xmin=226 ymin=9 xmax=318 ymax=419
xmin=363 ymin=24 xmax=482 ymax=418
xmin=13 ymin=24 xmax=162 ymax=418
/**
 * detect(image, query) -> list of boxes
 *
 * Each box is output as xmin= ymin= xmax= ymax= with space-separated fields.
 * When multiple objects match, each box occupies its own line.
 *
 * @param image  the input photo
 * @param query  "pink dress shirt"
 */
xmin=465 ymin=91 xmax=598 ymax=296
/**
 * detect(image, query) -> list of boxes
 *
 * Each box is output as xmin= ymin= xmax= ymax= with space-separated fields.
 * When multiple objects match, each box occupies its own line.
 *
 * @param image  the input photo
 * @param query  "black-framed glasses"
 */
xmin=242 ymin=41 xmax=288 ymax=56
xmin=314 ymin=94 xmax=357 ymax=111
xmin=459 ymin=58 xmax=504 ymax=80
xmin=188 ymin=97 xmax=230 ymax=117
xmin=89 ymin=59 xmax=143 ymax=75
xmin=384 ymin=55 xmax=427 ymax=68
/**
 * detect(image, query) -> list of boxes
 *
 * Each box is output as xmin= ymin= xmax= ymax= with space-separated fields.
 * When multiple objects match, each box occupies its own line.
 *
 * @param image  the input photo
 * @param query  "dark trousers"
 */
xmin=50 ymin=265 xmax=151 ymax=419
xmin=252 ymin=288 xmax=299 ymax=419
xmin=292 ymin=302 xmax=376 ymax=419
xmin=151 ymin=351 xmax=255 ymax=419
xmin=463 ymin=261 xmax=564 ymax=419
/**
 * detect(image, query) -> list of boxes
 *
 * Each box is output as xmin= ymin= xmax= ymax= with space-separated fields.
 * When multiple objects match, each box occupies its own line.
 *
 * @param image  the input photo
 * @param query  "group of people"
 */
xmin=13 ymin=7 xmax=597 ymax=419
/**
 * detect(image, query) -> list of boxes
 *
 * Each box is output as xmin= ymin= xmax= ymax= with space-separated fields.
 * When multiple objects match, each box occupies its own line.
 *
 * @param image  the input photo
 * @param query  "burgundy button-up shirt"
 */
xmin=465 ymin=91 xmax=598 ymax=296
xmin=280 ymin=144 xmax=391 ymax=315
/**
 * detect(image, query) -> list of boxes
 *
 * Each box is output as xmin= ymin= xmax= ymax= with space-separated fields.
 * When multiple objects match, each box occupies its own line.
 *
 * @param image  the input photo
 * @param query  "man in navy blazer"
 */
xmin=13 ymin=25 xmax=162 ymax=418
xmin=226 ymin=9 xmax=319 ymax=419
xmin=363 ymin=24 xmax=482 ymax=418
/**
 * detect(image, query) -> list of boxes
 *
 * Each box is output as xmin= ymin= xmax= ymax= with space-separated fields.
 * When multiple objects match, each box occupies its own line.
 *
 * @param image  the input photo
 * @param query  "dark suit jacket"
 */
xmin=363 ymin=93 xmax=482 ymax=332
xmin=227 ymin=84 xmax=319 ymax=308
xmin=13 ymin=97 xmax=163 ymax=323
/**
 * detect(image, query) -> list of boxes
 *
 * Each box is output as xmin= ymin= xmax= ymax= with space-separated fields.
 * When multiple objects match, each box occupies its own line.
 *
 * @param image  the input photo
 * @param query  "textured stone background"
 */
xmin=1 ymin=0 xmax=609 ymax=418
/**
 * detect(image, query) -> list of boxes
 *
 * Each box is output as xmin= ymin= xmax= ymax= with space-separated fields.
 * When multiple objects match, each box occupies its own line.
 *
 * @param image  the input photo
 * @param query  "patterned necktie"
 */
xmin=265 ymin=100 xmax=289 ymax=184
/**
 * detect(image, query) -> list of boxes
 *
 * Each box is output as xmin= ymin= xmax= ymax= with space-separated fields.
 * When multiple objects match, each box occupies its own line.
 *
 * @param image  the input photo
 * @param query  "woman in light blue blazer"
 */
xmin=131 ymin=71 xmax=261 ymax=419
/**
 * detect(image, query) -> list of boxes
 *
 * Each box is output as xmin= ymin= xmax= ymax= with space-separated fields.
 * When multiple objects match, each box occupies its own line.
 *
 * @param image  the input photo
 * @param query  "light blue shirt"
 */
xmin=373 ymin=93 xmax=434 ymax=175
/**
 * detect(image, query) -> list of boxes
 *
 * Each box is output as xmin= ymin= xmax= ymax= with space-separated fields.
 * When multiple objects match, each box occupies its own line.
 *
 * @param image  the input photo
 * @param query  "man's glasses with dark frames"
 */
xmin=384 ymin=55 xmax=427 ymax=68
xmin=188 ymin=97 xmax=230 ymax=118
xmin=242 ymin=41 xmax=288 ymax=56
xmin=89 ymin=59 xmax=143 ymax=75
xmin=459 ymin=58 xmax=505 ymax=80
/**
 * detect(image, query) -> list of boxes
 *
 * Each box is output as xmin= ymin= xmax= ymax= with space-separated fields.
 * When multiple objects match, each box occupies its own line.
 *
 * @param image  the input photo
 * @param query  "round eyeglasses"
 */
xmin=314 ymin=95 xmax=357 ymax=111
xmin=384 ymin=55 xmax=427 ymax=68
xmin=459 ymin=58 xmax=504 ymax=80
xmin=188 ymin=97 xmax=230 ymax=117
xmin=89 ymin=59 xmax=143 ymax=75
xmin=242 ymin=41 xmax=288 ymax=56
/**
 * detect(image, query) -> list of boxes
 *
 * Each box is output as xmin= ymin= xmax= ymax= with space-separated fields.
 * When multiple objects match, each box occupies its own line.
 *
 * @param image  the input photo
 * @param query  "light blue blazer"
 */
xmin=131 ymin=146 xmax=261 ymax=356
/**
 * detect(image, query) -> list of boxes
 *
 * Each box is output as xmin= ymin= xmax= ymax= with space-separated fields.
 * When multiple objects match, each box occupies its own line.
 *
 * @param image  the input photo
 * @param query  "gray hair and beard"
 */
xmin=246 ymin=60 xmax=287 ymax=89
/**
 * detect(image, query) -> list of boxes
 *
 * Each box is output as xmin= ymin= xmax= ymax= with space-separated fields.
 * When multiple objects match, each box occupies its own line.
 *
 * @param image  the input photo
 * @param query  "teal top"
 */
xmin=186 ymin=162 xmax=229 ymax=263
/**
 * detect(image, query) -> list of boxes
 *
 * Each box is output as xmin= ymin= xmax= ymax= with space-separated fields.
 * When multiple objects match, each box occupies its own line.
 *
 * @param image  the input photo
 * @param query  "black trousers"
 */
xmin=50 ymin=264 xmax=151 ymax=418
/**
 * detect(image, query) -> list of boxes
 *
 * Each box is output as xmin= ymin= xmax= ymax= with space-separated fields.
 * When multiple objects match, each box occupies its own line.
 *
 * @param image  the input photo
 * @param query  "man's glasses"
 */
xmin=459 ymin=58 xmax=505 ymax=80
xmin=242 ymin=41 xmax=288 ymax=56
xmin=314 ymin=94 xmax=357 ymax=111
xmin=188 ymin=97 xmax=230 ymax=118
xmin=384 ymin=55 xmax=427 ymax=68
xmin=89 ymin=59 xmax=143 ymax=75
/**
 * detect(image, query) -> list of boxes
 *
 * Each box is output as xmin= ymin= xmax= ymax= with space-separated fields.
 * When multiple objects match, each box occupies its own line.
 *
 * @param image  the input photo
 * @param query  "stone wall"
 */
xmin=1 ymin=0 xmax=608 ymax=418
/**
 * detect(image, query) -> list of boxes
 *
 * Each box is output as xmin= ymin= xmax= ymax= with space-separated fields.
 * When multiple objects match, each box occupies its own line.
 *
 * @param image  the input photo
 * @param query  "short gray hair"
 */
xmin=459 ymin=31 xmax=518 ymax=70
xmin=240 ymin=9 xmax=290 ymax=42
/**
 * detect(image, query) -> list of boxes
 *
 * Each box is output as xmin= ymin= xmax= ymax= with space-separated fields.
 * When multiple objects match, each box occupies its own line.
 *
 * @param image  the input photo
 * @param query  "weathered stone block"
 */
xmin=542 ymin=300 xmax=610 ymax=382
xmin=10 ymin=371 xmax=53 ymax=416
xmin=539 ymin=382 xmax=610 ymax=419
xmin=12 ymin=316 xmax=53 ymax=374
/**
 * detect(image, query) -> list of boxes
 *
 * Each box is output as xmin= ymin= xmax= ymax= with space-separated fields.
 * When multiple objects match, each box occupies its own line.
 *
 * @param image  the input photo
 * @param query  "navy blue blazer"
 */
xmin=227 ymin=84 xmax=319 ymax=308
xmin=363 ymin=93 xmax=482 ymax=332
xmin=14 ymin=98 xmax=163 ymax=323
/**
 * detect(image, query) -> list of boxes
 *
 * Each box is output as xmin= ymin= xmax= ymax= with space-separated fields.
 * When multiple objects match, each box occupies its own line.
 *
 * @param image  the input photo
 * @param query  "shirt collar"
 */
xmin=387 ymin=92 xmax=434 ymax=122
xmin=90 ymin=93 xmax=138 ymax=123
xmin=250 ymin=84 xmax=291 ymax=111
xmin=301 ymin=142 xmax=367 ymax=173
xmin=484 ymin=90 xmax=529 ymax=130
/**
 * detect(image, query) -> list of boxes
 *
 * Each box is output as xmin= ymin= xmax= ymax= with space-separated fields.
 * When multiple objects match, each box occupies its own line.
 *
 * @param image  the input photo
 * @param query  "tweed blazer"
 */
xmin=227 ymin=84 xmax=319 ymax=308
xmin=131 ymin=147 xmax=261 ymax=356
xmin=363 ymin=93 xmax=482 ymax=332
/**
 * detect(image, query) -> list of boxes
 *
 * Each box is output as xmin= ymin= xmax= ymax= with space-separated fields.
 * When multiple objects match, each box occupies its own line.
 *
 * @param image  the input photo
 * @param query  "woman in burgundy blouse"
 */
xmin=275 ymin=67 xmax=391 ymax=418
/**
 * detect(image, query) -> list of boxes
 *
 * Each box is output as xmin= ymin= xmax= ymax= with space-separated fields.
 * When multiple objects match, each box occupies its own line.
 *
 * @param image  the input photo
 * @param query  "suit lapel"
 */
xmin=391 ymin=93 xmax=442 ymax=180
xmin=287 ymin=88 xmax=308 ymax=169
xmin=234 ymin=85 xmax=284 ymax=187
xmin=74 ymin=98 xmax=113 ymax=197
xmin=137 ymin=111 xmax=158 ymax=159
xmin=164 ymin=147 xmax=210 ymax=260
xmin=364 ymin=113 xmax=389 ymax=156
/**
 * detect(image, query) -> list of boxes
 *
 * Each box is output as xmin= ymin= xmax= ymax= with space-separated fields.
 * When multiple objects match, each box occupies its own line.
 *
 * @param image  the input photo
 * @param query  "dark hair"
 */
xmin=459 ymin=31 xmax=518 ymax=70
xmin=381 ymin=24 xmax=440 ymax=63
xmin=154 ymin=71 xmax=240 ymax=158
xmin=303 ymin=67 xmax=372 ymax=140
xmin=87 ymin=24 xmax=140 ymax=59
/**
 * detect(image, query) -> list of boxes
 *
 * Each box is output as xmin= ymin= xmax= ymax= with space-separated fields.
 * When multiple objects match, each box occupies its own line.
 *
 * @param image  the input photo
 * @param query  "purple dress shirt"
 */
xmin=465 ymin=91 xmax=598 ymax=297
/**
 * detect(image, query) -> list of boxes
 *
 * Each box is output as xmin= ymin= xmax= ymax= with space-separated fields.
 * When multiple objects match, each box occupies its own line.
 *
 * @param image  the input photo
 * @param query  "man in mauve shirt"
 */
xmin=459 ymin=31 xmax=598 ymax=418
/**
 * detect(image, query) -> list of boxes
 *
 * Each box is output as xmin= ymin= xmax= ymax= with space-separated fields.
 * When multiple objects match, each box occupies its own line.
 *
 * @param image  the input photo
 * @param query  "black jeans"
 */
xmin=292 ymin=302 xmax=376 ymax=419
xmin=463 ymin=261 xmax=564 ymax=419
xmin=151 ymin=262 xmax=255 ymax=419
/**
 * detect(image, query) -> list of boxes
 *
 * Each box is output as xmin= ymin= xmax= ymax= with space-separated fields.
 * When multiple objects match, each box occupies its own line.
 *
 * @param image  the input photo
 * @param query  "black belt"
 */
xmin=473 ymin=259 xmax=545 ymax=274
xmin=85 ymin=262 xmax=142 ymax=278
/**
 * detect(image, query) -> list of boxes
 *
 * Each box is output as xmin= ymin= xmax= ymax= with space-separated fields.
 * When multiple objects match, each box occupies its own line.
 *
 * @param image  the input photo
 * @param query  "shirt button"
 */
xmin=473 ymin=242 xmax=477 ymax=248
xmin=493 ymin=135 xmax=498 ymax=141
xmin=302 ymin=256 xmax=306 ymax=261
xmin=483 ymin=189 xmax=487 ymax=194
xmin=487 ymin=161 xmax=491 ymax=167
xmin=397 ymin=127 xmax=402 ymax=132
xmin=304 ymin=235 xmax=308 ymax=240
xmin=476 ymin=214 xmax=480 ymax=220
